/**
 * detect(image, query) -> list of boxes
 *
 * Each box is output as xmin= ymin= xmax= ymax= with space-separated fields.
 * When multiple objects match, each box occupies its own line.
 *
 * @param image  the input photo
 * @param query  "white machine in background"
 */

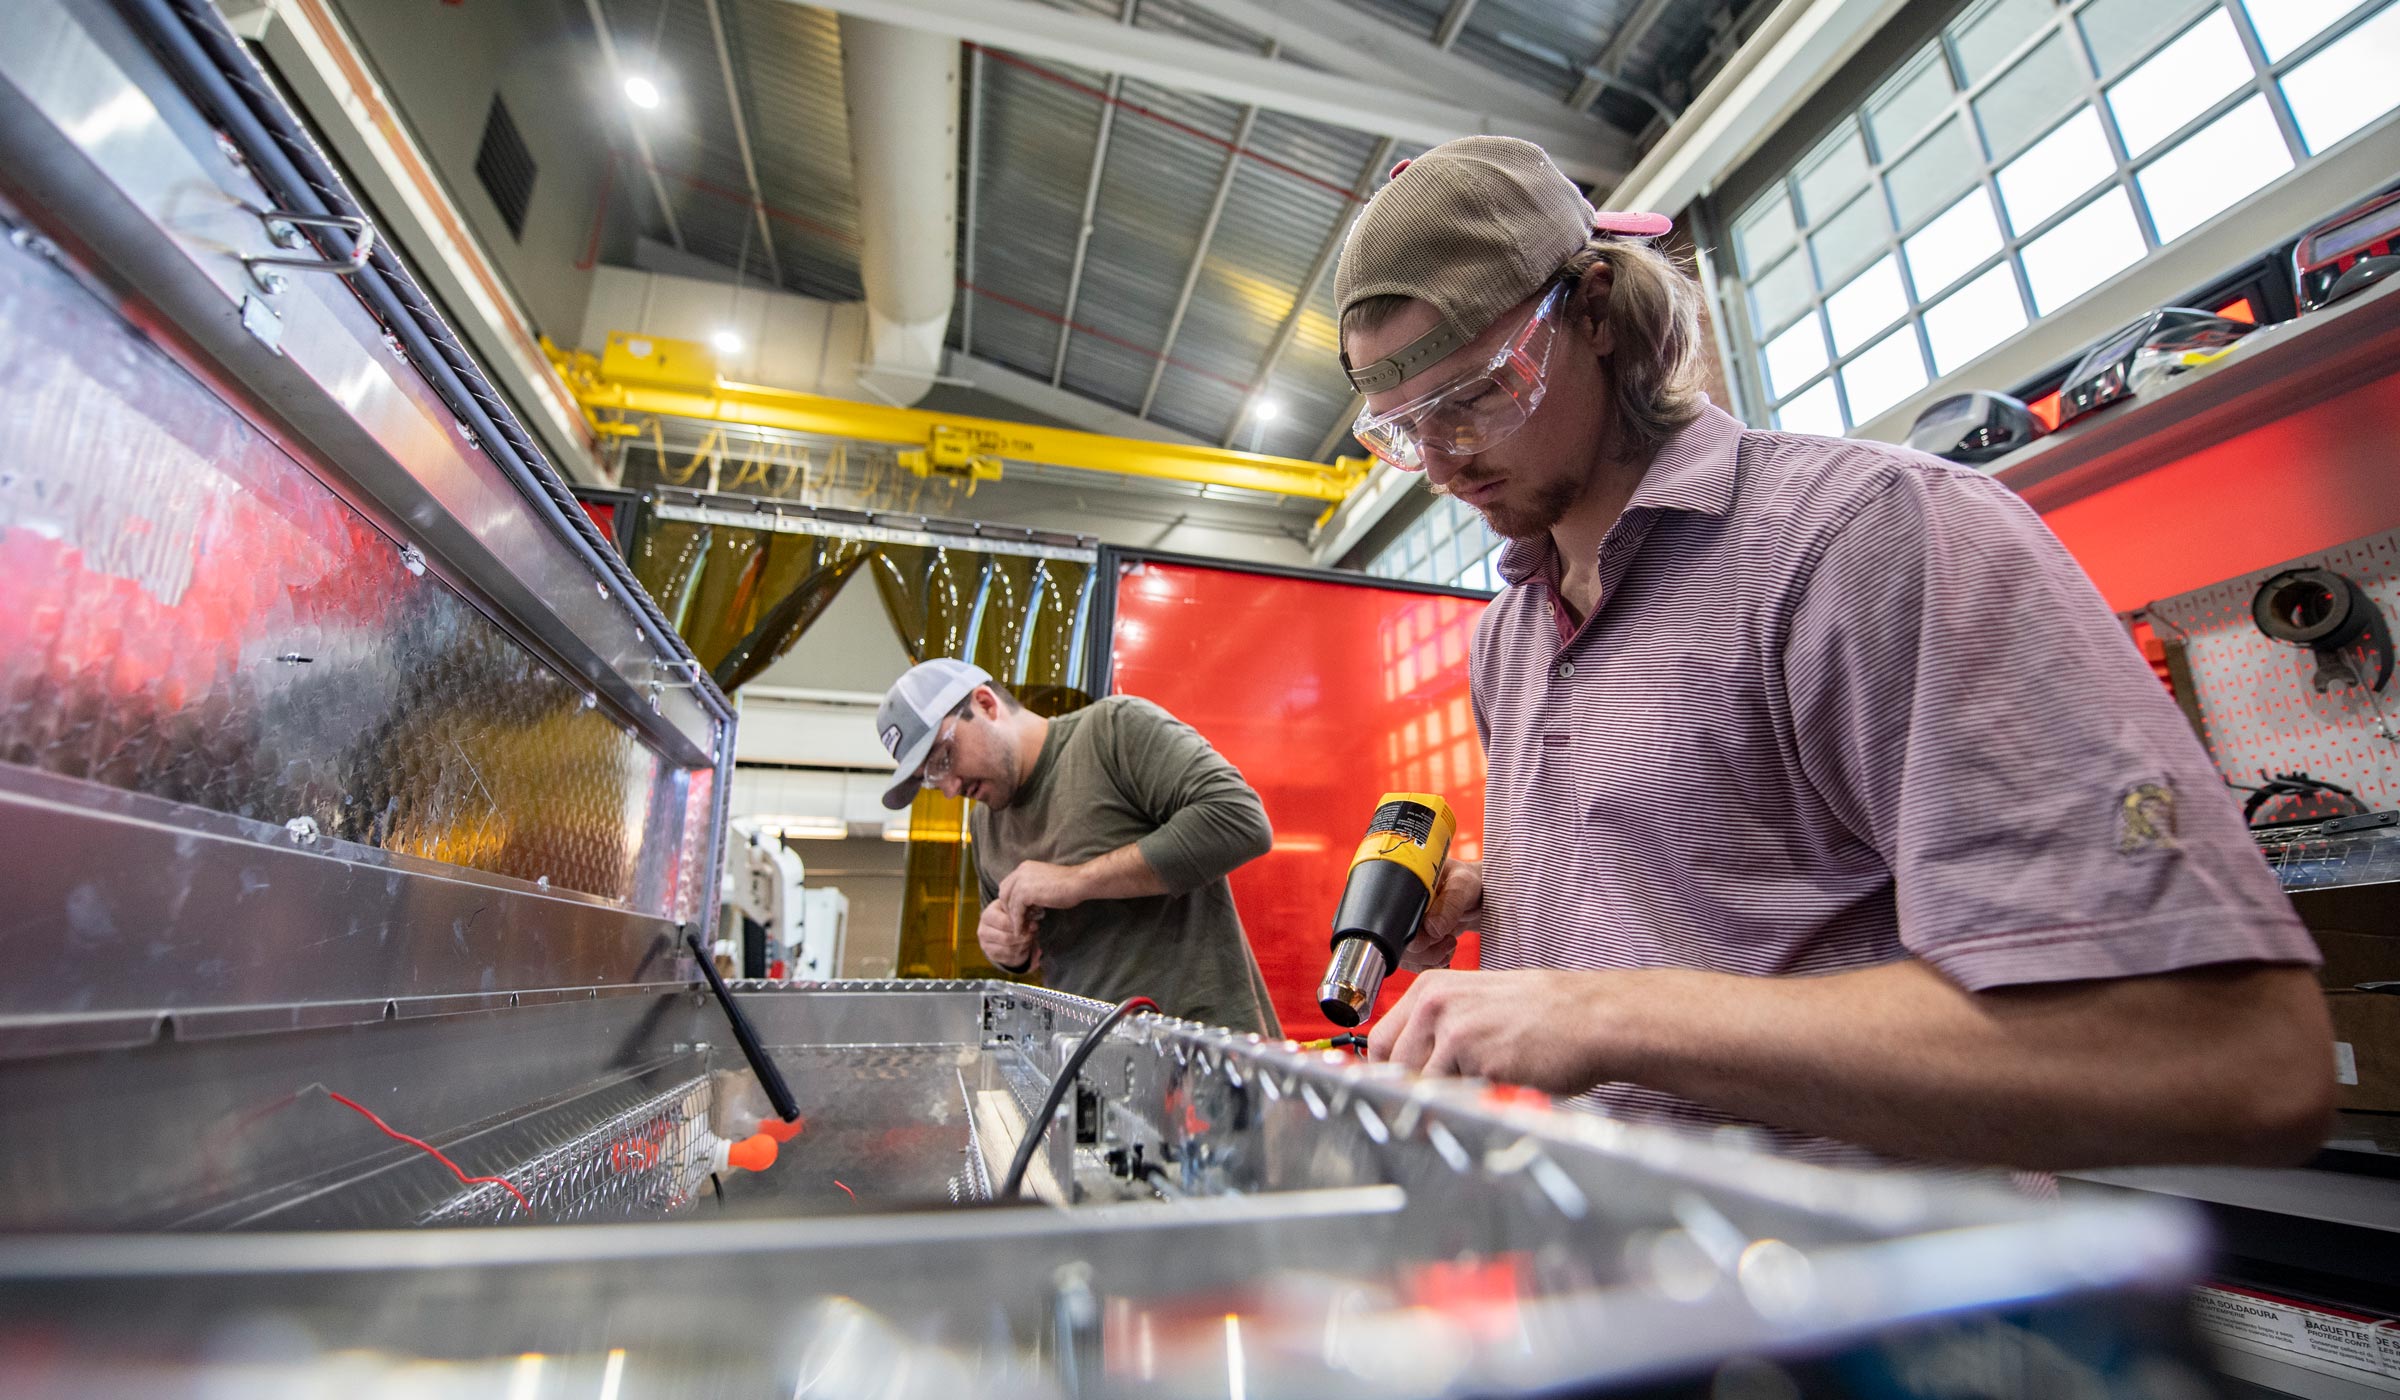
xmin=720 ymin=827 xmax=807 ymax=977
xmin=792 ymin=886 xmax=849 ymax=980
xmin=720 ymin=825 xmax=846 ymax=978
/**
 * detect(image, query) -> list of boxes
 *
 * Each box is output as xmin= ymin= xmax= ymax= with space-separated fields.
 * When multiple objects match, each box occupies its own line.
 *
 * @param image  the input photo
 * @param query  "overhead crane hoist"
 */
xmin=543 ymin=332 xmax=1373 ymax=505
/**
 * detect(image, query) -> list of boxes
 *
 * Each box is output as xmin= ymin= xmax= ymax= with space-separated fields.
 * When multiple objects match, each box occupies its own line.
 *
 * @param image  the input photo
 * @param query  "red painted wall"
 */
xmin=1107 ymin=560 xmax=1487 ymax=1041
xmin=2040 ymin=370 xmax=2400 ymax=610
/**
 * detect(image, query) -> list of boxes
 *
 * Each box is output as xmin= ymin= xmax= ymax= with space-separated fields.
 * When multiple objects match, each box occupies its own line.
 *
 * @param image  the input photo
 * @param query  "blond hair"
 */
xmin=1342 ymin=236 xmax=1708 ymax=456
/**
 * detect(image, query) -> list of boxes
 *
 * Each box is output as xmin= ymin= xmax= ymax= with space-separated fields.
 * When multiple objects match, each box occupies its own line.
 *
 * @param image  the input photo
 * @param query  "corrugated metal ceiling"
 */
xmin=584 ymin=0 xmax=1763 ymax=465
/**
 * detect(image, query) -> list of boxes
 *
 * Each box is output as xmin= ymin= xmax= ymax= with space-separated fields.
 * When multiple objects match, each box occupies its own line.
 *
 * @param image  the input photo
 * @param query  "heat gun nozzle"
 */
xmin=1317 ymin=936 xmax=1388 ymax=1028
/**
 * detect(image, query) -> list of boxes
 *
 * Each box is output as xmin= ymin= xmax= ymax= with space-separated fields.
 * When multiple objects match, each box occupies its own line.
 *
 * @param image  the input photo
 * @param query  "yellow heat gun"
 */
xmin=1316 ymin=792 xmax=1457 ymax=1028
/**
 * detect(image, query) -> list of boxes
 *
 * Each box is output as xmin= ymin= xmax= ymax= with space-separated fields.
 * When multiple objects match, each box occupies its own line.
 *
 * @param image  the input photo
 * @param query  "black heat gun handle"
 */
xmin=686 ymin=930 xmax=800 ymax=1124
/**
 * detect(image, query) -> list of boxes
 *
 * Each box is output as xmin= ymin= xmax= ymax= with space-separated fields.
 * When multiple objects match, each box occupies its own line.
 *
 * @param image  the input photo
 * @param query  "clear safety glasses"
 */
xmin=1349 ymin=281 xmax=1568 ymax=472
xmin=919 ymin=701 xmax=974 ymax=789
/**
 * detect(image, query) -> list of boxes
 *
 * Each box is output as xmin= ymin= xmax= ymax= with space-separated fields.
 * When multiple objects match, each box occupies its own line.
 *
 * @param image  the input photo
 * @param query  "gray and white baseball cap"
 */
xmin=877 ymin=658 xmax=992 ymax=810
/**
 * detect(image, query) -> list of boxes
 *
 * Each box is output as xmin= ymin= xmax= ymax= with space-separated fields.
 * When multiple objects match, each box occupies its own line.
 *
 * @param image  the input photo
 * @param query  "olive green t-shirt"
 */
xmin=970 ymin=696 xmax=1281 ymax=1036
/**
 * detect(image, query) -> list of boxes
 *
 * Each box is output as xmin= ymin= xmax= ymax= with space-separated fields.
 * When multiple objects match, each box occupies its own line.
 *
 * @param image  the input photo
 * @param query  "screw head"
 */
xmin=7 ymin=227 xmax=59 ymax=261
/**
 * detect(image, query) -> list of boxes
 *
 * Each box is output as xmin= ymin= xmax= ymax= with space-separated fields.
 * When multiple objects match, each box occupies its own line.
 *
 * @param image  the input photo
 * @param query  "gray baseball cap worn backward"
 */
xmin=877 ymin=659 xmax=992 ymax=810
xmin=1334 ymin=136 xmax=1672 ymax=396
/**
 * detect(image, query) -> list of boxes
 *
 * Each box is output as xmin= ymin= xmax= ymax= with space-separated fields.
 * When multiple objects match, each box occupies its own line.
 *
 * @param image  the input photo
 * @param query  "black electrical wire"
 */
xmin=997 ymin=996 xmax=1157 ymax=1203
xmin=1137 ymin=1160 xmax=1185 ymax=1200
xmin=2241 ymin=771 xmax=2367 ymax=825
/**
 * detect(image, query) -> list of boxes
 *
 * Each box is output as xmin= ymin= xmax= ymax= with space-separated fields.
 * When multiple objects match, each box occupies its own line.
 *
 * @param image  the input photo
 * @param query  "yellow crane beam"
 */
xmin=544 ymin=332 xmax=1372 ymax=503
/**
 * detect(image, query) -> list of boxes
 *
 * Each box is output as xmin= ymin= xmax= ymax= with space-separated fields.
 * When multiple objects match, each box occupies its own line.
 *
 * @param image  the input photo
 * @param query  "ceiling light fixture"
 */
xmin=623 ymin=74 xmax=662 ymax=110
xmin=711 ymin=329 xmax=743 ymax=354
xmin=746 ymin=813 xmax=847 ymax=840
xmin=1253 ymin=399 xmax=1280 ymax=421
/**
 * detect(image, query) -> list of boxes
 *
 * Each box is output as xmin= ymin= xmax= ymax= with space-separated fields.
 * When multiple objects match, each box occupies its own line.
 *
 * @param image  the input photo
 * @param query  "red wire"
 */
xmin=833 ymin=1179 xmax=857 ymax=1202
xmin=323 ymin=1089 xmax=533 ymax=1216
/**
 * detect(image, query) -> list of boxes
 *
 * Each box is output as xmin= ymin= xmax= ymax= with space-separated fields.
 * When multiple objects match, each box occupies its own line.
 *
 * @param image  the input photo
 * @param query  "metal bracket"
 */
xmin=239 ymin=293 xmax=283 ymax=353
xmin=241 ymin=208 xmax=374 ymax=293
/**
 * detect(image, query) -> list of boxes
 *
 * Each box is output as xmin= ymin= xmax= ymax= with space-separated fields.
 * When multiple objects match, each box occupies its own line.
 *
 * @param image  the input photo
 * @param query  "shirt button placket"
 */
xmin=1555 ymin=660 xmax=1574 ymax=680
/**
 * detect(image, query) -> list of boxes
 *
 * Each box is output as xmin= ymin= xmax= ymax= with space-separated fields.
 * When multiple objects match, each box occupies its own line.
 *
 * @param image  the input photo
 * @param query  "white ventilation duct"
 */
xmin=838 ymin=17 xmax=959 ymax=407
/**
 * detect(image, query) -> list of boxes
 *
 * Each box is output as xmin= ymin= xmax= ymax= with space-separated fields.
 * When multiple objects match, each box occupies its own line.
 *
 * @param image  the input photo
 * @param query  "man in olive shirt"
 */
xmin=876 ymin=659 xmax=1281 ymax=1034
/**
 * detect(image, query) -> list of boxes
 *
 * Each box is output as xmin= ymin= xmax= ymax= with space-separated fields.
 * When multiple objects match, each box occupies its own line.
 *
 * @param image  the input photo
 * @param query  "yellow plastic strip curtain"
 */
xmin=621 ymin=507 xmax=1097 ymax=982
xmin=969 ymin=553 xmax=1033 ymax=683
xmin=867 ymin=543 xmax=981 ymax=666
xmin=629 ymin=518 xmax=710 ymax=636
xmin=711 ymin=542 xmax=871 ymax=692
xmin=875 ymin=544 xmax=998 ymax=980
xmin=1015 ymin=557 xmax=1094 ymax=717
xmin=681 ymin=526 xmax=769 ymax=670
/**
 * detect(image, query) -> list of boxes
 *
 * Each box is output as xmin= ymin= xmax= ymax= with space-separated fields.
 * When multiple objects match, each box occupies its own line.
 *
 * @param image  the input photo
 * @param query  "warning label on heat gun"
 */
xmin=1367 ymin=800 xmax=1435 ymax=845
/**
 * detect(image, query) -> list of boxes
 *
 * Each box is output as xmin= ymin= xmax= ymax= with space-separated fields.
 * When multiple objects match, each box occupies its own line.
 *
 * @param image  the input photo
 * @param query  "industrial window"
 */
xmin=1722 ymin=0 xmax=2400 ymax=436
xmin=473 ymin=95 xmax=536 ymax=242
xmin=1367 ymin=495 xmax=1502 ymax=594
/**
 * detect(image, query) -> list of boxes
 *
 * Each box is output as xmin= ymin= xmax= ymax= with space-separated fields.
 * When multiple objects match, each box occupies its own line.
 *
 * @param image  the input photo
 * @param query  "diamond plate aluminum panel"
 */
xmin=425 ymin=1075 xmax=721 ymax=1227
xmin=0 ymin=214 xmax=677 ymax=907
xmin=674 ymin=763 xmax=717 ymax=925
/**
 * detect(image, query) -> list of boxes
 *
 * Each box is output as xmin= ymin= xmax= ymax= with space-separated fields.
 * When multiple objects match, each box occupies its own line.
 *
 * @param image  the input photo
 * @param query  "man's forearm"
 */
xmin=1071 ymin=843 xmax=1170 ymax=902
xmin=1596 ymin=959 xmax=2332 ymax=1168
xmin=1135 ymin=792 xmax=1273 ymax=894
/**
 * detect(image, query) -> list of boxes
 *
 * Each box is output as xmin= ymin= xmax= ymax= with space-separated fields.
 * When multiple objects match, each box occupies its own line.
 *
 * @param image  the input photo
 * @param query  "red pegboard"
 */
xmin=2148 ymin=528 xmax=2400 ymax=813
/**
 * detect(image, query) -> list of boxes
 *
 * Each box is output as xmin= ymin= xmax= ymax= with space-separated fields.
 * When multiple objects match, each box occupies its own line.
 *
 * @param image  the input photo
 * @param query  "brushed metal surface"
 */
xmin=0 ymin=768 xmax=696 ymax=1050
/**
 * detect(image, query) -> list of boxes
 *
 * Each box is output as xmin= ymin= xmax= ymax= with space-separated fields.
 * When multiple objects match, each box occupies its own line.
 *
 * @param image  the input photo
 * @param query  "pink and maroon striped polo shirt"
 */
xmin=1471 ymin=401 xmax=2316 ymax=1165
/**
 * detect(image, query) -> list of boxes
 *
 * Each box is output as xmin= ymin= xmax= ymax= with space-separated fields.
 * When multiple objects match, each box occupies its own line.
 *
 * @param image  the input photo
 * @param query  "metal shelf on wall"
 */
xmin=1988 ymin=272 xmax=2400 ymax=514
xmin=2214 ymin=1344 xmax=2400 ymax=1400
xmin=2290 ymin=883 xmax=2400 ymax=932
xmin=2065 ymin=1121 xmax=2400 ymax=1400
xmin=2063 ymin=1140 xmax=2400 ymax=1236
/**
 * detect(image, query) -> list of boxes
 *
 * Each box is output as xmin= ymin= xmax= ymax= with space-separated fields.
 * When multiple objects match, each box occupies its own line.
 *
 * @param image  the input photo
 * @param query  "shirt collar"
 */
xmin=1495 ymin=399 xmax=1744 ymax=585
